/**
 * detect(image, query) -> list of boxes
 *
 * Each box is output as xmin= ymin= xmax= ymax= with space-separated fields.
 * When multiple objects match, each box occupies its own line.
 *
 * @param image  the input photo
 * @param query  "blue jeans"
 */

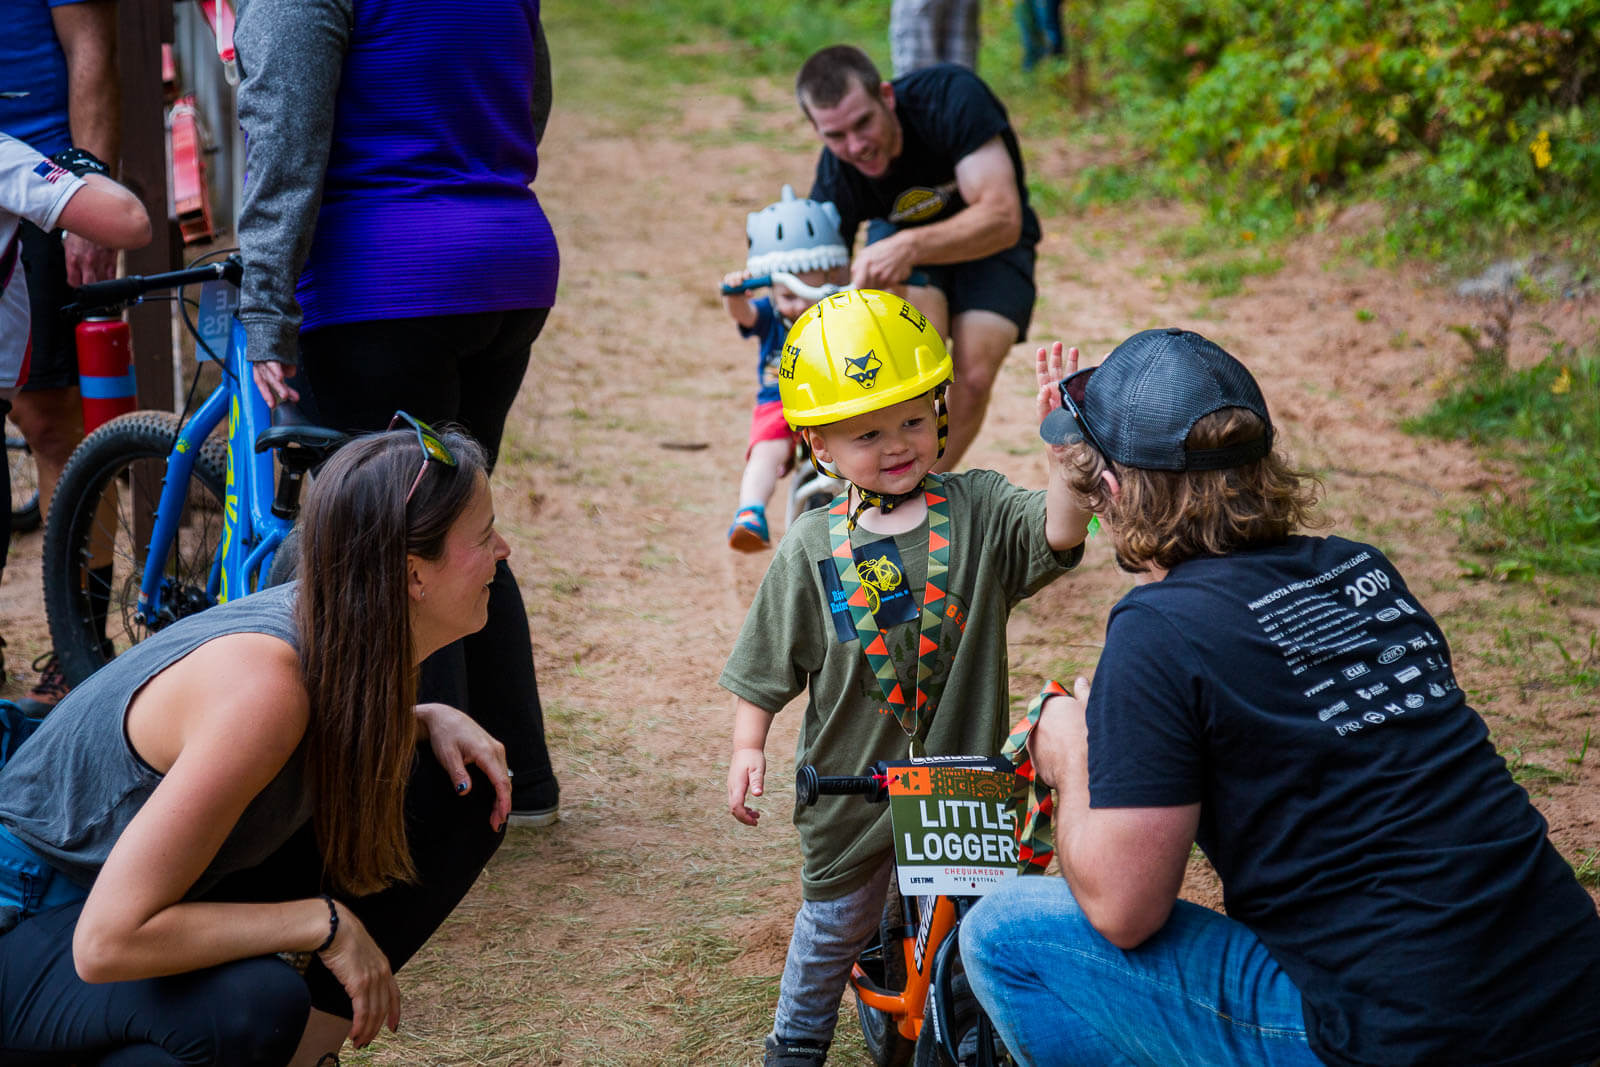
xmin=959 ymin=877 xmax=1322 ymax=1066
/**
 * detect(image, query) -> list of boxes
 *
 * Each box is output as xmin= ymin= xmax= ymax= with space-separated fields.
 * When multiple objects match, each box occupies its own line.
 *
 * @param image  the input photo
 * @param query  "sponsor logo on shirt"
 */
xmin=888 ymin=183 xmax=958 ymax=224
xmin=1378 ymin=644 xmax=1407 ymax=664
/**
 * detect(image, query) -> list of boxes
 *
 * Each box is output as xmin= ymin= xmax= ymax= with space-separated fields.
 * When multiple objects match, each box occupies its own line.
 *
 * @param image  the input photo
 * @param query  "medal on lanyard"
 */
xmin=829 ymin=474 xmax=951 ymax=757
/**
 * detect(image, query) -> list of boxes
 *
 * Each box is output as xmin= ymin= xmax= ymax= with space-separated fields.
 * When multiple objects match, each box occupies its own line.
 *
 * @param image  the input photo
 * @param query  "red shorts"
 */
xmin=748 ymin=399 xmax=796 ymax=461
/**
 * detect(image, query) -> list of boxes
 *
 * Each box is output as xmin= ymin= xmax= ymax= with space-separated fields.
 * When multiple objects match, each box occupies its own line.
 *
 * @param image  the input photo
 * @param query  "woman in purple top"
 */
xmin=234 ymin=0 xmax=560 ymax=825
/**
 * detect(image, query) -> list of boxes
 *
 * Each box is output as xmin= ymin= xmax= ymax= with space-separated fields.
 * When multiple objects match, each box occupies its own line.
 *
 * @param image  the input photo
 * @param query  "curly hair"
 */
xmin=1063 ymin=408 xmax=1326 ymax=572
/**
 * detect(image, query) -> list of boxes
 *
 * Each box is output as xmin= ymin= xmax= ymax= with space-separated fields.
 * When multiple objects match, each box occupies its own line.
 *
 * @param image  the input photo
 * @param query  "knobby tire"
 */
xmin=42 ymin=411 xmax=228 ymax=686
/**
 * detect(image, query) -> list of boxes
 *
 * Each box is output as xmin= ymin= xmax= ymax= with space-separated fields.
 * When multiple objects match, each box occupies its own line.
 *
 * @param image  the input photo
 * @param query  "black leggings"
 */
xmin=0 ymin=756 xmax=502 ymax=1064
xmin=295 ymin=308 xmax=556 ymax=806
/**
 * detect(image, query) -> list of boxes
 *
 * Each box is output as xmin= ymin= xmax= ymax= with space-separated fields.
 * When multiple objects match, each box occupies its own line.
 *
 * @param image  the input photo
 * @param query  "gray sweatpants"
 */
xmin=771 ymin=856 xmax=897 ymax=1044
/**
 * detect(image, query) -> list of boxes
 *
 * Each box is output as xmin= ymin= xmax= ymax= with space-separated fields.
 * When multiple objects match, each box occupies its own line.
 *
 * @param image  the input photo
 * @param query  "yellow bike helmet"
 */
xmin=778 ymin=289 xmax=953 ymax=428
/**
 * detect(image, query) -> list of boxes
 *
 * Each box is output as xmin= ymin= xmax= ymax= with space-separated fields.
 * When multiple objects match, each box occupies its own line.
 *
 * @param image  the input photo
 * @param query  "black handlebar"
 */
xmin=68 ymin=255 xmax=242 ymax=314
xmin=795 ymin=762 xmax=891 ymax=806
xmin=719 ymin=270 xmax=931 ymax=297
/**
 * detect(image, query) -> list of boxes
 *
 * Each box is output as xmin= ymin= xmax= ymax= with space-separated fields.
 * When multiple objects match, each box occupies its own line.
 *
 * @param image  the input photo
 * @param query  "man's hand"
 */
xmin=1028 ymin=678 xmax=1090 ymax=791
xmin=416 ymin=702 xmax=512 ymax=831
xmin=252 ymin=360 xmax=301 ymax=408
xmin=850 ymin=232 xmax=919 ymax=290
xmin=64 ymin=233 xmax=117 ymax=287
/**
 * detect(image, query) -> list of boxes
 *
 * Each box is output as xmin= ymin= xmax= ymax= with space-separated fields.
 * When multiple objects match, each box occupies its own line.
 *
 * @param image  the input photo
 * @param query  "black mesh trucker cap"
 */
xmin=1039 ymin=327 xmax=1273 ymax=471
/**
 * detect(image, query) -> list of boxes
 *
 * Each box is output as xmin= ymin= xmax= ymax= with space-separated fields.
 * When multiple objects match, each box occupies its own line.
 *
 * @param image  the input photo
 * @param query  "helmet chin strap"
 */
xmin=836 ymin=384 xmax=949 ymax=531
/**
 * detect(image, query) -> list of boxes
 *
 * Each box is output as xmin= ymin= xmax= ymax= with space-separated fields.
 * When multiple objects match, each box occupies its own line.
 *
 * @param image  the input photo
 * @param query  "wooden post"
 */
xmin=118 ymin=0 xmax=177 ymax=414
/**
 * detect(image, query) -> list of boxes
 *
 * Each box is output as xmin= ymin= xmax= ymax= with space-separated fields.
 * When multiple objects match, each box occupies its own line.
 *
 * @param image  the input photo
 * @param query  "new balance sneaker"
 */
xmin=763 ymin=1035 xmax=828 ymax=1066
xmin=728 ymin=504 xmax=770 ymax=553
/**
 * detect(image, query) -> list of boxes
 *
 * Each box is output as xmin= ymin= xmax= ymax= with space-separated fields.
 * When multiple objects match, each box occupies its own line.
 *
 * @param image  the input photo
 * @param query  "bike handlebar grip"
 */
xmin=795 ymin=765 xmax=885 ymax=806
xmin=71 ymin=274 xmax=148 ymax=310
xmin=719 ymin=275 xmax=771 ymax=296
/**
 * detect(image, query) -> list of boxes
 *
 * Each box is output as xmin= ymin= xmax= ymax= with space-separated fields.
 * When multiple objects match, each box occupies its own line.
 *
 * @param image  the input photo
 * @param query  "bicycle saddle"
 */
xmin=255 ymin=401 xmax=347 ymax=472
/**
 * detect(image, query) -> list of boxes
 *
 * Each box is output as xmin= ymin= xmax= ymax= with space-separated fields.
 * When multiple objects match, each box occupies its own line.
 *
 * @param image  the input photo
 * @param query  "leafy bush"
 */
xmin=1071 ymin=0 xmax=1600 ymax=253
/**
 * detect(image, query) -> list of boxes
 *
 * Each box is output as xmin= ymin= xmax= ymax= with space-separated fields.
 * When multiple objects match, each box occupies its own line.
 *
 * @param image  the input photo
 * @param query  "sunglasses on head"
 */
xmin=1055 ymin=368 xmax=1108 ymax=455
xmin=387 ymin=411 xmax=458 ymax=505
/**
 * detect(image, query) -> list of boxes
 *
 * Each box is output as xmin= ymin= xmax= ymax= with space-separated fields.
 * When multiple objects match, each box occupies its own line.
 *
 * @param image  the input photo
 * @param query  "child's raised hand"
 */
xmin=1035 ymin=342 xmax=1081 ymax=432
xmin=722 ymin=270 xmax=751 ymax=293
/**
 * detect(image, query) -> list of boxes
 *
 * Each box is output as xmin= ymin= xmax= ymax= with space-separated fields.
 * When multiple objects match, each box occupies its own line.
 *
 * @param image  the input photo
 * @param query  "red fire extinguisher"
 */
xmin=76 ymin=314 xmax=136 ymax=433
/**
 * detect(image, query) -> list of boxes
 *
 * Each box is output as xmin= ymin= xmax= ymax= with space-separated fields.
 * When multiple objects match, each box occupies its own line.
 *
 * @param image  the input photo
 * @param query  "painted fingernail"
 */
xmin=455 ymin=781 xmax=468 ymax=793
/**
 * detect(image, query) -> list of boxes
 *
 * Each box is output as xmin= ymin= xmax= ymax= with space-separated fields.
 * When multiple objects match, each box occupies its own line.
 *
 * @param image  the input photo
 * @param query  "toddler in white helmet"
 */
xmin=720 ymin=185 xmax=850 ymax=551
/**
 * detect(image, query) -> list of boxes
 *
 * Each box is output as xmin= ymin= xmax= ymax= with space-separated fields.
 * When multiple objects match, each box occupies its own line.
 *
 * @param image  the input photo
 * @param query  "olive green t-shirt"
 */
xmin=720 ymin=469 xmax=1081 ymax=900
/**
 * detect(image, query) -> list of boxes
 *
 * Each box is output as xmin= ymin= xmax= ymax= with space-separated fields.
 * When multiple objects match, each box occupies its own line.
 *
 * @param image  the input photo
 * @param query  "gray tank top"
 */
xmin=0 ymin=582 xmax=312 ymax=894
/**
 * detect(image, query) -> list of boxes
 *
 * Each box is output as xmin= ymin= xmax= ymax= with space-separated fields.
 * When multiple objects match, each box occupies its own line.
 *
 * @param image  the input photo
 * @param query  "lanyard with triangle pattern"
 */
xmin=828 ymin=473 xmax=951 ymax=756
xmin=1000 ymin=680 xmax=1065 ymax=874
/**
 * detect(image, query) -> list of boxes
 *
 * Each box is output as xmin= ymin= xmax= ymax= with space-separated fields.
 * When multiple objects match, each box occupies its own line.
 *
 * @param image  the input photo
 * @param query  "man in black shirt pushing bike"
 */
xmin=798 ymin=44 xmax=1043 ymax=472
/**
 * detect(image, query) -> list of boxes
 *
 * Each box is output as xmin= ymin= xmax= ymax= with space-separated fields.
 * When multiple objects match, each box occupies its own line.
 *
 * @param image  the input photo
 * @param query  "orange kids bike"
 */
xmin=796 ymin=762 xmax=1015 ymax=1067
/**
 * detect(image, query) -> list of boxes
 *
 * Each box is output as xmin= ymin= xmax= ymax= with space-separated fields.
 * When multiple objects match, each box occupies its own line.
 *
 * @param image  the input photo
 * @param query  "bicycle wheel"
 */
xmin=857 ymin=989 xmax=914 ymax=1067
xmin=42 ymin=411 xmax=228 ymax=686
xmin=7 ymin=423 xmax=40 ymax=534
xmin=911 ymin=963 xmax=1012 ymax=1067
xmin=856 ymin=884 xmax=914 ymax=1067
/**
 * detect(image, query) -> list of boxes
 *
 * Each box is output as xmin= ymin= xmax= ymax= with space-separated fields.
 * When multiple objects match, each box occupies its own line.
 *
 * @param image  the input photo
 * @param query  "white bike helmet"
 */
xmin=746 ymin=185 xmax=849 ymax=276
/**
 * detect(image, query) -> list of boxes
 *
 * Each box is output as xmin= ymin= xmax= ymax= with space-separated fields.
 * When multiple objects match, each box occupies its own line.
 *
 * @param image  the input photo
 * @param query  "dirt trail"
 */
xmin=2 ymin=50 xmax=1596 ymax=1067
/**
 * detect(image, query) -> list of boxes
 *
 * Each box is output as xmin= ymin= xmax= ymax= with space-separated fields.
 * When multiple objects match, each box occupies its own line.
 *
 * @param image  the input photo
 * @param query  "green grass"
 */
xmin=1405 ymin=345 xmax=1600 ymax=577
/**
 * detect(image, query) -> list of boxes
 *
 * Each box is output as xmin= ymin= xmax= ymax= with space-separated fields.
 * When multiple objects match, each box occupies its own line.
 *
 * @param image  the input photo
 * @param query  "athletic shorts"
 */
xmin=17 ymin=222 xmax=77 ymax=392
xmin=748 ymin=398 xmax=796 ymax=461
xmin=866 ymin=220 xmax=1037 ymax=341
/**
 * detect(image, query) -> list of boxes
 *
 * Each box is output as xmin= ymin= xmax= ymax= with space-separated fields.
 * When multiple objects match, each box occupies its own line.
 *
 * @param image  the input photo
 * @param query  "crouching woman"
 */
xmin=0 ymin=423 xmax=512 ymax=1064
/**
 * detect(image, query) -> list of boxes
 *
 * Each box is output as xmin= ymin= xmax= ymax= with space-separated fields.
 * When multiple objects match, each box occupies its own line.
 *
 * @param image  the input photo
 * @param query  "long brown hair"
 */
xmin=1064 ymin=408 xmax=1326 ymax=572
xmin=296 ymin=428 xmax=488 ymax=895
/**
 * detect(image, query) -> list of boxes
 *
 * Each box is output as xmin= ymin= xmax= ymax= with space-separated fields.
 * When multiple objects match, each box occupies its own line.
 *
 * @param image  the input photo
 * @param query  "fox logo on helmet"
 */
xmin=844 ymin=350 xmax=883 ymax=388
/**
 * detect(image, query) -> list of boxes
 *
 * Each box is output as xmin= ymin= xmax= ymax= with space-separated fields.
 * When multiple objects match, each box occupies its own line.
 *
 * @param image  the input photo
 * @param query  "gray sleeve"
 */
xmin=531 ymin=16 xmax=551 ymax=147
xmin=233 ymin=0 xmax=353 ymax=366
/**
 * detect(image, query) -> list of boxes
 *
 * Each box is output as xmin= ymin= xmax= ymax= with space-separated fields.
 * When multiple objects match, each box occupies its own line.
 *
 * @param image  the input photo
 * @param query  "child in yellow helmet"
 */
xmin=720 ymin=289 xmax=1093 ymax=1066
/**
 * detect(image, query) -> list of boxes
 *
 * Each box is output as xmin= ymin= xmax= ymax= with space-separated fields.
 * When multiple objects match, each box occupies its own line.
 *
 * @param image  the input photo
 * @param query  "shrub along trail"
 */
xmin=1 ymin=11 xmax=1594 ymax=1066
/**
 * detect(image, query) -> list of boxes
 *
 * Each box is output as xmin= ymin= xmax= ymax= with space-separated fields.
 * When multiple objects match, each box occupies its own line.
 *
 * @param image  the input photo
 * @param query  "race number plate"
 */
xmin=887 ymin=755 xmax=1020 ymax=896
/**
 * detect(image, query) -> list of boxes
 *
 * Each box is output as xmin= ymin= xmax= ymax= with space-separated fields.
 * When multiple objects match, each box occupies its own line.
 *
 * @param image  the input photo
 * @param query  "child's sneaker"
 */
xmin=763 ymin=1035 xmax=828 ymax=1066
xmin=728 ymin=504 xmax=770 ymax=553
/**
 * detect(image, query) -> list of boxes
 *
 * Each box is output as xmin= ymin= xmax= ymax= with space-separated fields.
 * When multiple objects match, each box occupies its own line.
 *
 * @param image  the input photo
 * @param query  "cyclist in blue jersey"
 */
xmin=1 ymin=0 xmax=125 ymax=708
xmin=234 ymin=0 xmax=561 ymax=826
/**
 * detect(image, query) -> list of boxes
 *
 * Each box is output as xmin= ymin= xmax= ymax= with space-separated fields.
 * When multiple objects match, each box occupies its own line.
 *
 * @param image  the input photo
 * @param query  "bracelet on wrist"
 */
xmin=314 ymin=893 xmax=339 ymax=953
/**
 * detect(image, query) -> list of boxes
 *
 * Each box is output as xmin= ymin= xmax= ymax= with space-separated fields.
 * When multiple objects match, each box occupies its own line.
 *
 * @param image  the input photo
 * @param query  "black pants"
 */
xmin=296 ymin=308 xmax=557 ymax=808
xmin=0 ymin=757 xmax=502 ymax=1064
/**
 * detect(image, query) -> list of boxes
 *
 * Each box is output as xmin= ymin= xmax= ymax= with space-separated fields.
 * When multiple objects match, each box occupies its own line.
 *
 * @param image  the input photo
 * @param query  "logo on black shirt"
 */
xmin=889 ymin=183 xmax=957 ymax=224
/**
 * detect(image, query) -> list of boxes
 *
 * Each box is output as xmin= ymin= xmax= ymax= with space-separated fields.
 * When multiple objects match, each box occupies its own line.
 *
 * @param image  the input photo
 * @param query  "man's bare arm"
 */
xmin=850 ymin=137 xmax=1023 ymax=289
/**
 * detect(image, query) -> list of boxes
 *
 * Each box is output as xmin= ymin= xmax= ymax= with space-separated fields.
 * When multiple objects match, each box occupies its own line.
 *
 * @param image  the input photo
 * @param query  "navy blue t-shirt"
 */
xmin=809 ymin=64 xmax=1040 ymax=255
xmin=1088 ymin=536 xmax=1600 ymax=1066
xmin=739 ymin=296 xmax=788 ymax=406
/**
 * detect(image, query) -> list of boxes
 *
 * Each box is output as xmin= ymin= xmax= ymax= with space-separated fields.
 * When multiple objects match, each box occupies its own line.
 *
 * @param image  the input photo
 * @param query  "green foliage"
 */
xmin=1406 ymin=345 xmax=1600 ymax=575
xmin=1066 ymin=0 xmax=1600 ymax=256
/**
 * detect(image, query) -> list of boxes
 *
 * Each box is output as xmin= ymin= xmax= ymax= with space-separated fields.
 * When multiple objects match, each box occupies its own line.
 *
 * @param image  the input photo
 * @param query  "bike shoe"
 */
xmin=728 ymin=504 xmax=770 ymax=553
xmin=763 ymin=1035 xmax=828 ymax=1066
xmin=23 ymin=651 xmax=69 ymax=710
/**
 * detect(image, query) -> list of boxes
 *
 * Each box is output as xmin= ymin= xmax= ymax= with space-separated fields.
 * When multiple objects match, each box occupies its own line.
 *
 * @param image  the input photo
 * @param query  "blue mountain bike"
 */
xmin=41 ymin=255 xmax=344 ymax=685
